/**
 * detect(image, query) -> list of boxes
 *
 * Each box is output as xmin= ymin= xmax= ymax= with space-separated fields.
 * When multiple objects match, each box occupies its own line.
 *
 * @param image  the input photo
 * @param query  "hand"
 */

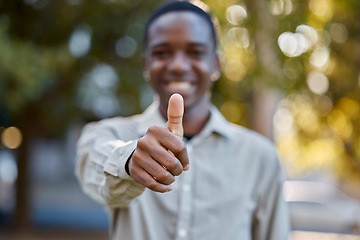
xmin=129 ymin=94 xmax=189 ymax=193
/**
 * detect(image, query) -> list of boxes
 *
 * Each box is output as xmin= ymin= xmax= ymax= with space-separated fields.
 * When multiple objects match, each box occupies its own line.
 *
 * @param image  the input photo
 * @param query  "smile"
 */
xmin=168 ymin=82 xmax=191 ymax=90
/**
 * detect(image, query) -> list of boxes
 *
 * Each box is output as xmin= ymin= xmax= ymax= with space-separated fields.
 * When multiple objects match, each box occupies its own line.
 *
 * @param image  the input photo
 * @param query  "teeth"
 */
xmin=169 ymin=82 xmax=191 ymax=89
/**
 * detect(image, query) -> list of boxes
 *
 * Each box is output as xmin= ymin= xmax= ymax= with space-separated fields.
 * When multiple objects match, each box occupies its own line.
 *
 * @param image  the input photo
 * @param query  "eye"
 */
xmin=152 ymin=49 xmax=170 ymax=58
xmin=188 ymin=49 xmax=207 ymax=58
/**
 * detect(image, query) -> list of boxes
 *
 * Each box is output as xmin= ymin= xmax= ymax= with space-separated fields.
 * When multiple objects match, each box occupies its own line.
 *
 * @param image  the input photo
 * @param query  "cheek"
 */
xmin=196 ymin=59 xmax=214 ymax=74
xmin=194 ymin=62 xmax=213 ymax=84
xmin=149 ymin=61 xmax=165 ymax=74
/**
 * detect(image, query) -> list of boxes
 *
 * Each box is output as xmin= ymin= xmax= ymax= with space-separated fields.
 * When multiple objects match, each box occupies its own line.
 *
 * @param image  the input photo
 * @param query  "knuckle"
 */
xmin=131 ymin=150 xmax=139 ymax=161
xmin=130 ymin=151 xmax=143 ymax=166
xmin=130 ymin=168 xmax=142 ymax=183
xmin=156 ymin=171 xmax=170 ymax=182
xmin=147 ymin=180 xmax=158 ymax=190
xmin=166 ymin=161 xmax=182 ymax=176
xmin=147 ymin=125 xmax=162 ymax=135
xmin=173 ymin=141 xmax=186 ymax=153
xmin=136 ymin=138 xmax=148 ymax=150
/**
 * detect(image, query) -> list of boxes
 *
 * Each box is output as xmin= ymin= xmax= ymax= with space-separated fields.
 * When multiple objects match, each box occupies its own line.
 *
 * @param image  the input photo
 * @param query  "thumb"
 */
xmin=166 ymin=93 xmax=184 ymax=139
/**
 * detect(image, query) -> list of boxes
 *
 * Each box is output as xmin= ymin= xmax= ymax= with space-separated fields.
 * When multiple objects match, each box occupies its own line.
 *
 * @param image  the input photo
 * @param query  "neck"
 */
xmin=183 ymin=100 xmax=211 ymax=136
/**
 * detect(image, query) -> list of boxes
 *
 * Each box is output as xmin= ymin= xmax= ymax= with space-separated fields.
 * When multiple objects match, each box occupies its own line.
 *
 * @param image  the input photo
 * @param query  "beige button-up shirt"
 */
xmin=76 ymin=101 xmax=290 ymax=240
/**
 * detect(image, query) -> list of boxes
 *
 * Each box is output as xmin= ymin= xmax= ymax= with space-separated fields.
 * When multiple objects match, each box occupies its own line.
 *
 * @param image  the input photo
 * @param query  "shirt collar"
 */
xmin=198 ymin=105 xmax=232 ymax=139
xmin=136 ymin=100 xmax=232 ymax=139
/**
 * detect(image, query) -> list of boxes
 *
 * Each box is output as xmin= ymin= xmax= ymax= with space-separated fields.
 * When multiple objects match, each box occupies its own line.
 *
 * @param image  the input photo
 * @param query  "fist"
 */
xmin=128 ymin=94 xmax=189 ymax=193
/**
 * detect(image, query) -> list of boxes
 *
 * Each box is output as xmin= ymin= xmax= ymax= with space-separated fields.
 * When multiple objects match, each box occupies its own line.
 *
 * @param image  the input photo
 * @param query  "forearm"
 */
xmin=75 ymin=123 xmax=145 ymax=208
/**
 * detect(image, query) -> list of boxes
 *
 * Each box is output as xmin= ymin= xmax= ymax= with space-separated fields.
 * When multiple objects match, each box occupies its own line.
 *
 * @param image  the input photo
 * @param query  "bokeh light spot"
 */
xmin=295 ymin=102 xmax=320 ymax=134
xmin=115 ymin=36 xmax=137 ymax=58
xmin=220 ymin=101 xmax=242 ymax=123
xmin=296 ymin=25 xmax=318 ymax=48
xmin=0 ymin=152 xmax=18 ymax=184
xmin=278 ymin=32 xmax=309 ymax=57
xmin=310 ymin=47 xmax=330 ymax=68
xmin=329 ymin=23 xmax=348 ymax=43
xmin=268 ymin=0 xmax=293 ymax=16
xmin=306 ymin=71 xmax=329 ymax=95
xmin=226 ymin=5 xmax=248 ymax=26
xmin=90 ymin=64 xmax=119 ymax=89
xmin=305 ymin=139 xmax=337 ymax=166
xmin=69 ymin=24 xmax=92 ymax=58
xmin=309 ymin=0 xmax=333 ymax=22
xmin=328 ymin=110 xmax=353 ymax=141
xmin=337 ymin=98 xmax=360 ymax=121
xmin=1 ymin=127 xmax=22 ymax=149
xmin=273 ymin=107 xmax=294 ymax=135
xmin=223 ymin=59 xmax=246 ymax=82
xmin=316 ymin=95 xmax=333 ymax=116
xmin=228 ymin=27 xmax=250 ymax=48
xmin=77 ymin=64 xmax=120 ymax=118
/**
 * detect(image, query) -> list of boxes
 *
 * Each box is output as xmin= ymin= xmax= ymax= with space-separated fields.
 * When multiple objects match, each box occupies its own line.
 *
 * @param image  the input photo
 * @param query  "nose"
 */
xmin=168 ymin=51 xmax=191 ymax=74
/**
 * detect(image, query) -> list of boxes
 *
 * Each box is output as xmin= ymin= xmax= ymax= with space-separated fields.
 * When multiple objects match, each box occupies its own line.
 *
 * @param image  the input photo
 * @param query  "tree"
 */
xmin=0 ymin=0 xmax=359 ymax=229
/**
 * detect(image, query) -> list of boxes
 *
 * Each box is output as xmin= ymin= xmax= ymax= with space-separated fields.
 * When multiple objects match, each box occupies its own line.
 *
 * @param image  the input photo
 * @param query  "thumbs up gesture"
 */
xmin=167 ymin=93 xmax=184 ymax=139
xmin=166 ymin=94 xmax=189 ymax=171
xmin=128 ymin=94 xmax=189 ymax=193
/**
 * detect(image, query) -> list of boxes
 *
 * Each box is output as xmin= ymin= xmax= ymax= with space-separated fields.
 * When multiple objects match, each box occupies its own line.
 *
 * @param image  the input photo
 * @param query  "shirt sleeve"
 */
xmin=252 ymin=149 xmax=290 ymax=240
xmin=75 ymin=120 xmax=145 ymax=208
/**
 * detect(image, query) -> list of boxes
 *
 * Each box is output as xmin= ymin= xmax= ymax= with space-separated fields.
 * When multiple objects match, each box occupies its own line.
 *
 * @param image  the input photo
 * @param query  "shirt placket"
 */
xmin=175 ymin=143 xmax=194 ymax=240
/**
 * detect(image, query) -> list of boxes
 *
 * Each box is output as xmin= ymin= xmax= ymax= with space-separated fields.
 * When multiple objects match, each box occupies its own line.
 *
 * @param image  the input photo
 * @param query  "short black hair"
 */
xmin=143 ymin=1 xmax=217 ymax=51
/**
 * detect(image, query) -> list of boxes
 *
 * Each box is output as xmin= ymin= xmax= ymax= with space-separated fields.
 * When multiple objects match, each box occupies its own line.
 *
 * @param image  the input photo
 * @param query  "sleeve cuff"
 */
xmin=104 ymin=140 xmax=138 ymax=181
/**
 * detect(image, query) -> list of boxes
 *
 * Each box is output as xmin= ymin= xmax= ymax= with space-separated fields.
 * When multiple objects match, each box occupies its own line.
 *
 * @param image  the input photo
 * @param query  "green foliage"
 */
xmin=0 ymin=0 xmax=359 ymax=185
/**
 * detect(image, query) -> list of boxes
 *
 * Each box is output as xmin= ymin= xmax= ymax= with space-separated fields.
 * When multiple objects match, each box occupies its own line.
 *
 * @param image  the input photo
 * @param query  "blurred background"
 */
xmin=0 ymin=0 xmax=359 ymax=239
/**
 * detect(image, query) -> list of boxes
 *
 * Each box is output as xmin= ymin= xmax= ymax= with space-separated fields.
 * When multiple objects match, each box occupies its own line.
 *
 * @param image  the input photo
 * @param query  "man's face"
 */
xmin=144 ymin=11 xmax=220 ymax=111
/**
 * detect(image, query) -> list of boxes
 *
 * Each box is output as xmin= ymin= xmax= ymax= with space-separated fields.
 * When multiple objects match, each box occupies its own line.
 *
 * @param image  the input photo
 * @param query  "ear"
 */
xmin=211 ymin=52 xmax=221 ymax=80
xmin=142 ymin=52 xmax=151 ymax=81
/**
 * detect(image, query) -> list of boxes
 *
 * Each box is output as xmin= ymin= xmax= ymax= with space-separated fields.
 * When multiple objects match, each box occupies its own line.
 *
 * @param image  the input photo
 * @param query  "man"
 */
xmin=76 ymin=1 xmax=290 ymax=239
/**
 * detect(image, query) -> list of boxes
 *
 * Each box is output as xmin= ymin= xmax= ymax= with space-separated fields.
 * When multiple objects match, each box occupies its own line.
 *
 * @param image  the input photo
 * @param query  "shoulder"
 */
xmin=225 ymin=123 xmax=281 ymax=170
xmin=99 ymin=113 xmax=142 ymax=127
xmin=228 ymin=123 xmax=275 ymax=153
xmin=84 ymin=113 xmax=139 ymax=129
xmin=227 ymin=124 xmax=285 ymax=186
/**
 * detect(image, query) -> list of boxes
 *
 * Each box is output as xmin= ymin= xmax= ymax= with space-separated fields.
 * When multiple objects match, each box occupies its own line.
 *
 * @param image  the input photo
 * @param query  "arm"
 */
xmin=75 ymin=120 xmax=145 ymax=208
xmin=76 ymin=94 xmax=189 ymax=207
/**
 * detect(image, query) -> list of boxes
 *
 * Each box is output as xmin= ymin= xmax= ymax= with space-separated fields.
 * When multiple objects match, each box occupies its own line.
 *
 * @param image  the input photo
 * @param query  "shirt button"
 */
xmin=178 ymin=229 xmax=187 ymax=238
